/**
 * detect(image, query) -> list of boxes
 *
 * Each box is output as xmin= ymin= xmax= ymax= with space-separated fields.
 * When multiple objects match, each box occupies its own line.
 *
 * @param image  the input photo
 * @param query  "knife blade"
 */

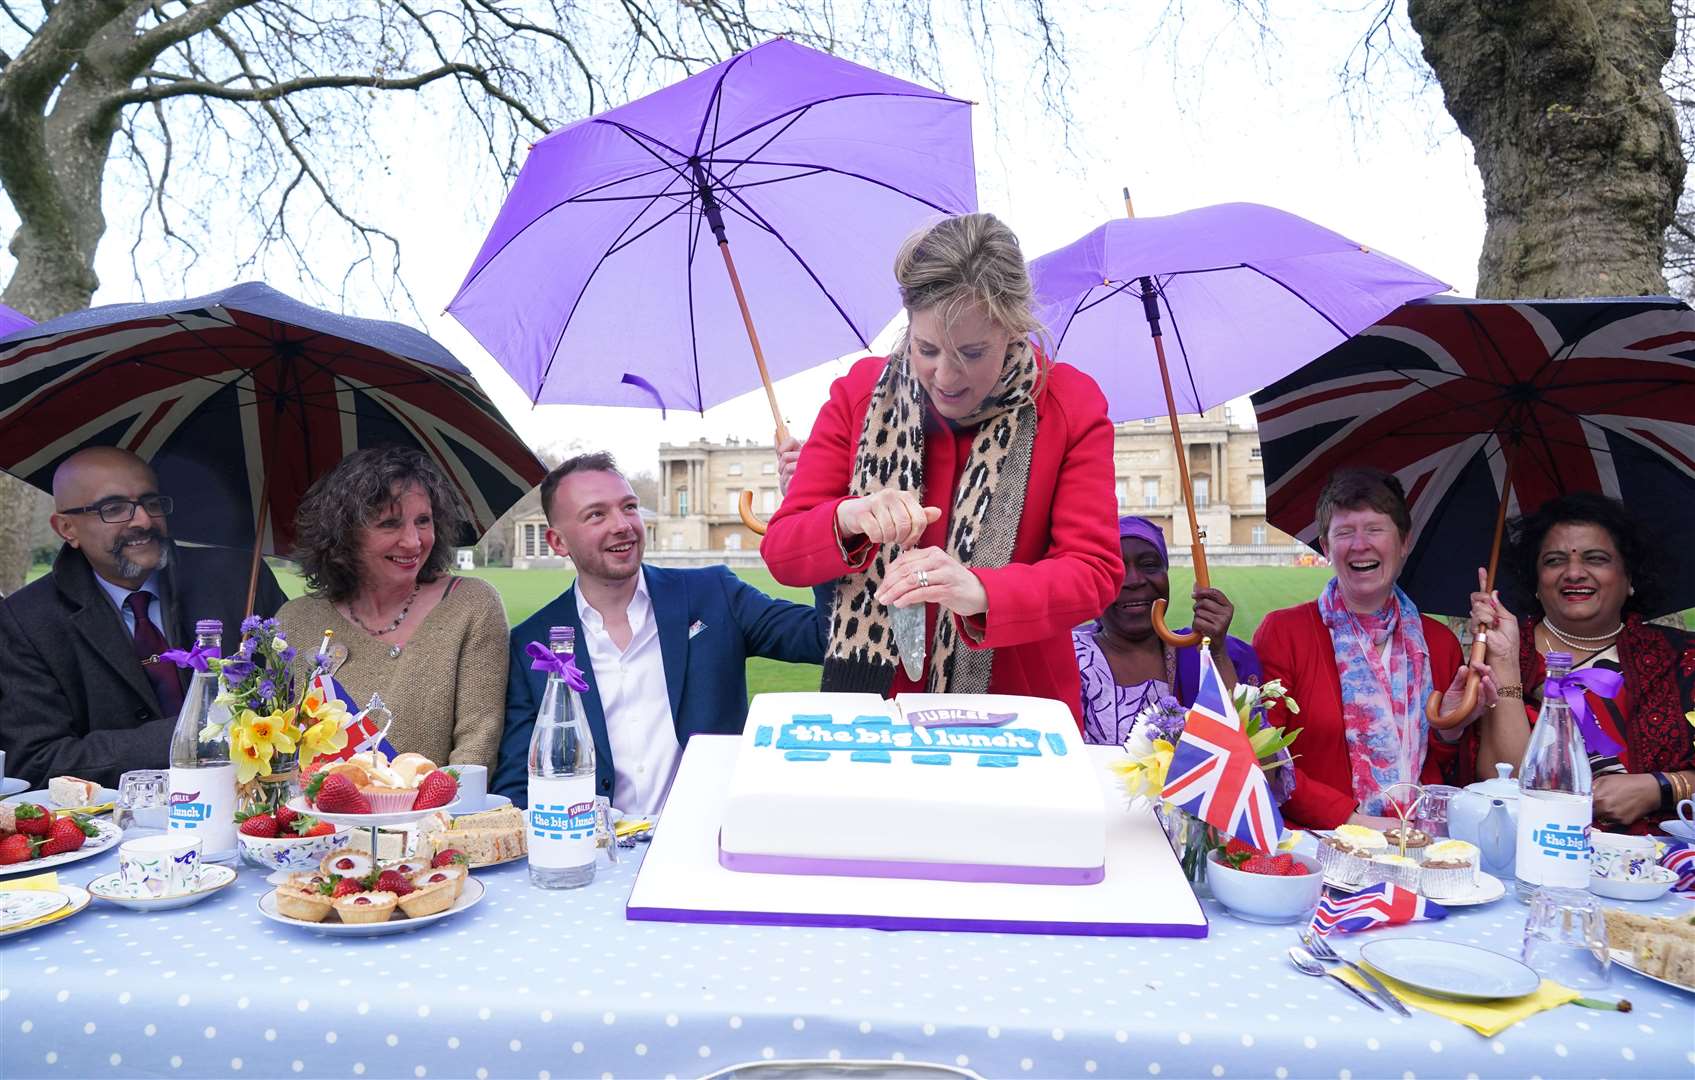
xmin=891 ymin=602 xmax=926 ymax=681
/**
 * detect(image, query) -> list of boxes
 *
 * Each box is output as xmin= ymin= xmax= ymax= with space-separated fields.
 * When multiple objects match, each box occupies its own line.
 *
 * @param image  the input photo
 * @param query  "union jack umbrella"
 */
xmin=1253 ymin=296 xmax=1695 ymax=619
xmin=1160 ymin=646 xmax=1284 ymax=852
xmin=1309 ymin=881 xmax=1448 ymax=936
xmin=0 ymin=282 xmax=545 ymax=566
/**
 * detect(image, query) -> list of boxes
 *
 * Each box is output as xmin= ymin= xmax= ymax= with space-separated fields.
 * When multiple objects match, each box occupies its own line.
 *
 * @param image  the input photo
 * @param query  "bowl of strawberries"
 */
xmin=236 ymin=804 xmax=351 ymax=872
xmin=1204 ymin=839 xmax=1324 ymax=924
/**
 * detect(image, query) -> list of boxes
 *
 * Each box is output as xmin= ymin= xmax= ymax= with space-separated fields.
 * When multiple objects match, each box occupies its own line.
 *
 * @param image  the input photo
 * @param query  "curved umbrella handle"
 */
xmin=738 ymin=489 xmax=768 ymax=536
xmin=1425 ymin=632 xmax=1487 ymax=730
xmin=1152 ymin=599 xmax=1203 ymax=648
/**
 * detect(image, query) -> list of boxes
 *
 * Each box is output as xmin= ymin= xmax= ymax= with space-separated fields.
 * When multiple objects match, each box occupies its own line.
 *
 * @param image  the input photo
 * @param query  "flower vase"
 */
xmin=1156 ymin=803 xmax=1215 ymax=893
xmin=243 ymin=752 xmax=299 ymax=815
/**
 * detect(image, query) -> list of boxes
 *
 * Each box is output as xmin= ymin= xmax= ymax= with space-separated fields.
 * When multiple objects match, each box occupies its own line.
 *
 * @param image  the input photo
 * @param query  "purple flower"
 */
xmin=312 ymin=652 xmax=331 ymax=671
xmin=221 ymin=660 xmax=255 ymax=682
xmin=240 ymin=615 xmax=263 ymax=634
xmin=278 ymin=647 xmax=297 ymax=666
xmin=257 ymin=679 xmax=276 ymax=702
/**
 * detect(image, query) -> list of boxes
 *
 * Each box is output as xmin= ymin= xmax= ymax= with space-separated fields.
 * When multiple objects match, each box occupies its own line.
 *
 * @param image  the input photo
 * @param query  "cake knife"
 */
xmin=891 ymin=601 xmax=926 ymax=682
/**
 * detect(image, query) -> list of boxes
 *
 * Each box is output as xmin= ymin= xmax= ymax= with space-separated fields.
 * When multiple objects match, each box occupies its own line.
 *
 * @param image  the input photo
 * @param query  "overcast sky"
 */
xmin=3 ymin=2 xmax=1484 ymax=479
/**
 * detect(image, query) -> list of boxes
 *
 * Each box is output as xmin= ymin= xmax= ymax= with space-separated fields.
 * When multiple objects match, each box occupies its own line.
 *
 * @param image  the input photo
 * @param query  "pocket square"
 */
xmin=687 ymin=619 xmax=709 ymax=639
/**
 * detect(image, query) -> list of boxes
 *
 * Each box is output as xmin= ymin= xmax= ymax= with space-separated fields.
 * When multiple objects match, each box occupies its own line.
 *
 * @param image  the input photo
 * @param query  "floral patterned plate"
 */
xmin=0 ymin=889 xmax=69 ymax=931
xmin=87 ymin=864 xmax=239 ymax=911
xmin=0 ymin=817 xmax=123 ymax=877
xmin=0 ymin=885 xmax=90 ymax=940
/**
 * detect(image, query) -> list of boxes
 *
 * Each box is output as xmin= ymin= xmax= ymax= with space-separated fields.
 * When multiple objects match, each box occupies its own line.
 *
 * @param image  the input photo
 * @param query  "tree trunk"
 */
xmin=1408 ymin=0 xmax=1686 ymax=298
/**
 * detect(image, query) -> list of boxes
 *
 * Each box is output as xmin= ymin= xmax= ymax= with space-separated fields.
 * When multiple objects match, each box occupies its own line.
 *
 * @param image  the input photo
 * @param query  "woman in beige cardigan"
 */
xmin=277 ymin=446 xmax=508 ymax=768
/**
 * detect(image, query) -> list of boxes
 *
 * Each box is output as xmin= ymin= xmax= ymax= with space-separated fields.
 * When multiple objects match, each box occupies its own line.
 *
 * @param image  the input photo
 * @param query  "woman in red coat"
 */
xmin=761 ymin=213 xmax=1122 ymax=726
xmin=1254 ymin=468 xmax=1483 ymax=829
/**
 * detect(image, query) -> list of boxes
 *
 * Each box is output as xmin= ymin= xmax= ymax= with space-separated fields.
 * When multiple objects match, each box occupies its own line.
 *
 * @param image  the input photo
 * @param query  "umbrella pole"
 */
xmin=245 ymin=468 xmax=272 ymax=617
xmin=695 ymin=166 xmax=787 ymax=537
xmin=1425 ymin=446 xmax=1516 ymax=729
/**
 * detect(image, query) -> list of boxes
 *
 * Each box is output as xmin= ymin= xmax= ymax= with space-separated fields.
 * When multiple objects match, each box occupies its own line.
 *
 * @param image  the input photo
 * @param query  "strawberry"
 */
xmin=412 ymin=769 xmax=458 ymax=810
xmin=1224 ymin=837 xmax=1255 ymax=858
xmin=274 ymin=804 xmax=300 ymax=833
xmin=331 ymin=876 xmax=363 ymax=898
xmin=296 ymin=818 xmax=335 ymax=837
xmin=1283 ymin=863 xmax=1311 ymax=876
xmin=38 ymin=817 xmax=88 ymax=857
xmin=1240 ymin=854 xmax=1279 ymax=876
xmin=375 ymin=869 xmax=414 ymax=896
xmin=237 ymin=811 xmax=278 ymax=838
xmin=431 ymin=849 xmax=469 ymax=868
xmin=0 ymin=833 xmax=32 ymax=864
xmin=1269 ymin=853 xmax=1295 ymax=873
xmin=308 ymin=773 xmax=372 ymax=814
xmin=12 ymin=803 xmax=52 ymax=837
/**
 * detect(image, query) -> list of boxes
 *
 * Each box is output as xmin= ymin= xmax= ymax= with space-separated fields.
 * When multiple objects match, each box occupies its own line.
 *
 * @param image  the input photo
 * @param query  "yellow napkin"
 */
xmin=1337 ymin=966 xmax=1580 ymax=1036
xmin=0 ymin=873 xmax=73 ymax=935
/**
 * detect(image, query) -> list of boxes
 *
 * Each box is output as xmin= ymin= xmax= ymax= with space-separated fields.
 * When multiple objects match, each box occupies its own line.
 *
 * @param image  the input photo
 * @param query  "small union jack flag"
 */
xmin=1160 ymin=647 xmax=1283 ymax=852
xmin=1309 ymin=882 xmax=1449 ymax=937
xmin=304 ymin=671 xmax=397 ymax=763
xmin=1663 ymin=840 xmax=1695 ymax=895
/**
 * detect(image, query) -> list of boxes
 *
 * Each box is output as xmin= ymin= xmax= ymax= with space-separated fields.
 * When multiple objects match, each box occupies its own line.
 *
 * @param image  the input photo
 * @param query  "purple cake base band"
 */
xmin=717 ymin=837 xmax=1105 ymax=886
xmin=626 ymin=902 xmax=1209 ymax=939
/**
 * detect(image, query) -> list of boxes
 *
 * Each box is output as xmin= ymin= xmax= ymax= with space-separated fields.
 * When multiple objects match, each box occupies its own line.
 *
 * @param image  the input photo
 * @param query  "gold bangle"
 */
xmin=1675 ymin=771 xmax=1694 ymax=803
xmin=1496 ymin=685 xmax=1523 ymax=700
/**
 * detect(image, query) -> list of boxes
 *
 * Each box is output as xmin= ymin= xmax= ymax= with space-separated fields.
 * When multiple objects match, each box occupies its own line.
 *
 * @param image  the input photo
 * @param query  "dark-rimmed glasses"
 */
xmin=58 ymin=496 xmax=174 ymax=523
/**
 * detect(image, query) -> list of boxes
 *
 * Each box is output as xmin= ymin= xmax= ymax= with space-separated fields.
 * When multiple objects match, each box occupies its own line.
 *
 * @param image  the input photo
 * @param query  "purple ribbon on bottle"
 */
xmin=159 ymin=642 xmax=220 ymax=671
xmin=526 ymin=640 xmax=589 ymax=692
xmin=1543 ymin=668 xmax=1626 ymax=757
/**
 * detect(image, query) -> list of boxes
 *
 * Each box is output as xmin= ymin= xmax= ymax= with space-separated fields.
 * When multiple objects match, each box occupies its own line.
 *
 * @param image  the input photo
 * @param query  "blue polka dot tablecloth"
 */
xmin=2 ymin=840 xmax=1691 ymax=1080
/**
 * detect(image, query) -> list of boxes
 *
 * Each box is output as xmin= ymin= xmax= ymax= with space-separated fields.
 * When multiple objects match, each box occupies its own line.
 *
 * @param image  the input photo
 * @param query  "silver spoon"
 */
xmin=1288 ymin=945 xmax=1383 ymax=1011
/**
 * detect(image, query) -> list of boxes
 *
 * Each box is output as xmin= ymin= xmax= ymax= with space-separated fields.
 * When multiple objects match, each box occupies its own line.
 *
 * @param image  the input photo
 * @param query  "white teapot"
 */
xmin=1448 ymin=763 xmax=1520 ymax=878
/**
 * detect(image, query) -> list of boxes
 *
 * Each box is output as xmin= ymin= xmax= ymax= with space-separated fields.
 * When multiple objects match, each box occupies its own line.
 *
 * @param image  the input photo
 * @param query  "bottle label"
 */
xmin=1515 ymin=789 xmax=1592 ymax=889
xmin=167 ymin=764 xmax=236 ymax=854
xmin=528 ymin=774 xmax=597 ymax=870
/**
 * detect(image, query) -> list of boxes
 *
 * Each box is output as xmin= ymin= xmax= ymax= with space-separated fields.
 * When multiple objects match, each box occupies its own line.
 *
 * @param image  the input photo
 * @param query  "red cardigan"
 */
xmin=762 ymin=356 xmax=1123 ymax=726
xmin=1253 ymin=600 xmax=1465 ymax=829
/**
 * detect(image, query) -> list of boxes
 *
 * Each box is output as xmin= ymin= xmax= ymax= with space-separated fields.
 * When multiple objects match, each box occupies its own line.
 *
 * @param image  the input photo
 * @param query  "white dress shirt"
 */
xmin=95 ymin=571 xmax=165 ymax=641
xmin=576 ymin=569 xmax=680 ymax=816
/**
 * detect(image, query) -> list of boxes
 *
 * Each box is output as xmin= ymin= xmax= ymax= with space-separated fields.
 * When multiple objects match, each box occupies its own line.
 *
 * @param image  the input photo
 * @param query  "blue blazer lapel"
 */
xmin=645 ymin=567 xmax=688 ymax=733
xmin=561 ymin=585 xmax=616 ymax=795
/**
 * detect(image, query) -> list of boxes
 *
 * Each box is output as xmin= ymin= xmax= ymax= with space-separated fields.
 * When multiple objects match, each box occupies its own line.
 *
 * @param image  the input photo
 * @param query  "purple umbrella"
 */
xmin=1028 ymin=198 xmax=1449 ymax=645
xmin=449 ymin=38 xmax=975 ymax=456
xmin=0 ymin=303 xmax=33 ymax=337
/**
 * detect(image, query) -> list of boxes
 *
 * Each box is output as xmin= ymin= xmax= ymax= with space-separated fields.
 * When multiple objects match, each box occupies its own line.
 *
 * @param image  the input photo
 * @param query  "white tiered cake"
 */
xmin=717 ymin=692 xmax=1106 ymax=884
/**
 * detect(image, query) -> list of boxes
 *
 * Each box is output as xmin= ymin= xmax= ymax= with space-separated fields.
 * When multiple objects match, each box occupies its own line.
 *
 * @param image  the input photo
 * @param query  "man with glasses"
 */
xmin=0 ymin=447 xmax=287 ymax=787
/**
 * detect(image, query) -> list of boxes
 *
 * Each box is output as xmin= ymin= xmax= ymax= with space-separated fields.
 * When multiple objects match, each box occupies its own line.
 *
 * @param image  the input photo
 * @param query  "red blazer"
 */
xmin=762 ymin=356 xmax=1123 ymax=726
xmin=1253 ymin=600 xmax=1464 ymax=829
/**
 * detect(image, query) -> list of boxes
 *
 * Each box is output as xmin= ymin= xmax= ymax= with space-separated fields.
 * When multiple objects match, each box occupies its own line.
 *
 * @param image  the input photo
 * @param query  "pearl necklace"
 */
xmin=1542 ymin=615 xmax=1622 ymax=649
xmin=343 ymin=582 xmax=421 ymax=638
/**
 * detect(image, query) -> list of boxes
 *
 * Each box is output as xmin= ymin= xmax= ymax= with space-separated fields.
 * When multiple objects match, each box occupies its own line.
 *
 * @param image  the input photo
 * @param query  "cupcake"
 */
xmin=1420 ymin=839 xmax=1480 ymax=899
xmin=411 ymin=864 xmax=467 ymax=901
xmin=1384 ymin=826 xmax=1431 ymax=862
xmin=333 ymin=891 xmax=398 ymax=924
xmin=1317 ymin=825 xmax=1387 ymax=885
xmin=1367 ymin=853 xmax=1421 ymax=890
xmin=274 ymin=885 xmax=333 ymax=923
xmin=397 ymin=879 xmax=455 ymax=918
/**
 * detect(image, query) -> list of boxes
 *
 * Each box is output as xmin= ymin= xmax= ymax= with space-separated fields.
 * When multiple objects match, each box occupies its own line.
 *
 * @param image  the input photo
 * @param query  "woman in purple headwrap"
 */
xmin=1073 ymin=516 xmax=1260 ymax=745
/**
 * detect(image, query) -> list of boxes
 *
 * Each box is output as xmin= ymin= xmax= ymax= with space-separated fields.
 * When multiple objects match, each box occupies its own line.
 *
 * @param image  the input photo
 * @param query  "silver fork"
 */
xmin=1303 ymin=931 xmax=1412 ymax=1017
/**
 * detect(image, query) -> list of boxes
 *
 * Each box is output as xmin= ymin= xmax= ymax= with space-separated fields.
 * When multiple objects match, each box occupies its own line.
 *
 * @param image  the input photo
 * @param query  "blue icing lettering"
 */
xmin=753 ymin=725 xmax=772 ymax=747
xmin=977 ymin=755 xmax=1019 ymax=768
xmin=773 ymin=717 xmax=1048 ymax=758
xmin=912 ymin=753 xmax=951 ymax=766
xmin=1044 ymin=732 xmax=1068 ymax=756
xmin=784 ymin=750 xmax=831 ymax=762
xmin=850 ymin=750 xmax=891 ymax=764
xmin=792 ymin=714 xmax=832 ymax=723
xmin=852 ymin=715 xmax=892 ymax=725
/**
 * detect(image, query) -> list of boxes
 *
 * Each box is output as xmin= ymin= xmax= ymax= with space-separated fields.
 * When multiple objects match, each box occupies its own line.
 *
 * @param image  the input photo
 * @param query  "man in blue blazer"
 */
xmin=493 ymin=453 xmax=828 ymax=812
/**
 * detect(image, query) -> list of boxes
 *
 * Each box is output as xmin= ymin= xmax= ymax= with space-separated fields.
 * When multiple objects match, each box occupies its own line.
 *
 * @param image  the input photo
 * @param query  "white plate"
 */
xmin=0 ymin=817 xmax=123 ymax=877
xmin=257 ymin=874 xmax=485 ymax=936
xmin=0 ymin=778 xmax=29 ymax=797
xmin=1589 ymin=872 xmax=1676 ymax=902
xmin=451 ymin=794 xmax=512 ymax=817
xmin=87 ymin=864 xmax=238 ymax=911
xmin=0 ymin=888 xmax=69 ymax=930
xmin=1610 ymin=948 xmax=1695 ymax=995
xmin=3 ymin=785 xmax=119 ymax=809
xmin=287 ymin=795 xmax=459 ymax=830
xmin=1361 ymin=938 xmax=1542 ymax=1001
xmin=1325 ymin=870 xmax=1506 ymax=907
xmin=0 ymin=884 xmax=91 ymax=940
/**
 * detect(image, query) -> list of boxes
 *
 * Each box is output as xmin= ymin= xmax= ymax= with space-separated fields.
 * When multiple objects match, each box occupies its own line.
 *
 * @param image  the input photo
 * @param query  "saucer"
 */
xmin=0 ymin=777 xmax=28 ymax=798
xmin=87 ymin=864 xmax=239 ymax=911
xmin=0 ymin=885 xmax=91 ymax=939
xmin=1360 ymin=939 xmax=1541 ymax=1001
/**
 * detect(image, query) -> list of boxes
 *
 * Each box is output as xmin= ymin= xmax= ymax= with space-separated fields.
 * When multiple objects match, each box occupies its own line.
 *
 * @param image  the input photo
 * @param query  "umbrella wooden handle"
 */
xmin=1152 ymin=598 xmax=1203 ymax=648
xmin=738 ymin=489 xmax=768 ymax=536
xmin=1425 ymin=632 xmax=1487 ymax=730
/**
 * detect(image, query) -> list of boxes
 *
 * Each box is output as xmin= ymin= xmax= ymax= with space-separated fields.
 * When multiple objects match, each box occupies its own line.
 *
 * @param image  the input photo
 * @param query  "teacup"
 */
xmin=450 ymin=764 xmax=487 ymax=811
xmin=118 ymin=834 xmax=203 ymax=897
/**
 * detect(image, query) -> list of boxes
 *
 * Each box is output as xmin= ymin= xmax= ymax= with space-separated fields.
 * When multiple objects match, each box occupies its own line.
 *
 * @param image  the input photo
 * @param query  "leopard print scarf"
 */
xmin=821 ymin=339 xmax=1040 ymax=696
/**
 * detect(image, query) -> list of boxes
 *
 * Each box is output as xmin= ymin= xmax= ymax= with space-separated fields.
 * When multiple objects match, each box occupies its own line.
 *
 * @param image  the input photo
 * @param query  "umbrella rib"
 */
xmin=698 ymin=89 xmax=971 ymax=161
xmin=566 ymin=168 xmax=829 ymax=205
xmin=1149 ymin=280 xmax=1206 ymax=411
xmin=685 ymin=172 xmax=707 ymax=416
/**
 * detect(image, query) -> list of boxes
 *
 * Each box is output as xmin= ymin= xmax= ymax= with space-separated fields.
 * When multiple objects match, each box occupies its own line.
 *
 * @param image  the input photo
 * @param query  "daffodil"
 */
xmin=300 ymin=715 xmax=349 ymax=761
xmin=238 ymin=708 xmax=297 ymax=756
xmin=1110 ymin=737 xmax=1175 ymax=800
xmin=230 ymin=722 xmax=275 ymax=784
